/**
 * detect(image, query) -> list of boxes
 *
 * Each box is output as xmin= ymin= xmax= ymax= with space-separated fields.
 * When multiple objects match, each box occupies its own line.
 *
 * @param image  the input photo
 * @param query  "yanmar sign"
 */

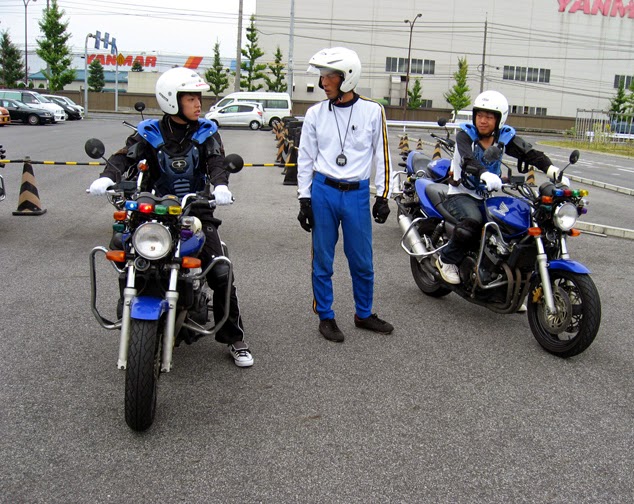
xmin=558 ymin=0 xmax=634 ymax=17
xmin=86 ymin=55 xmax=204 ymax=69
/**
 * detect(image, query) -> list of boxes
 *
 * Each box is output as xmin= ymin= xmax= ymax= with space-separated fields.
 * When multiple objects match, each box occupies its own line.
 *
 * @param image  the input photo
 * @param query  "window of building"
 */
xmin=510 ymin=105 xmax=547 ymax=116
xmin=504 ymin=65 xmax=550 ymax=83
xmin=614 ymin=75 xmax=634 ymax=88
xmin=386 ymin=57 xmax=435 ymax=75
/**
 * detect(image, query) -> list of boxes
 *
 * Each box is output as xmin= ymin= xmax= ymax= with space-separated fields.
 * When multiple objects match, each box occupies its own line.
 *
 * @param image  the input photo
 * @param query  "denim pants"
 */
xmin=439 ymin=193 xmax=484 ymax=265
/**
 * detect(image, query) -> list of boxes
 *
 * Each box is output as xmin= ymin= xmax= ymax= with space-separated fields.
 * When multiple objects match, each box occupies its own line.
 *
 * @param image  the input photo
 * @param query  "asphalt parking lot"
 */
xmin=1 ymin=117 xmax=634 ymax=503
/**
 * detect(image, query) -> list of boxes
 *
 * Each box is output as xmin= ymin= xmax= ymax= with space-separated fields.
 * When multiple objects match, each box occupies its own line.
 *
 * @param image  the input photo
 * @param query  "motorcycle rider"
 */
xmin=297 ymin=47 xmax=393 ymax=343
xmin=88 ymin=67 xmax=253 ymax=367
xmin=436 ymin=90 xmax=568 ymax=285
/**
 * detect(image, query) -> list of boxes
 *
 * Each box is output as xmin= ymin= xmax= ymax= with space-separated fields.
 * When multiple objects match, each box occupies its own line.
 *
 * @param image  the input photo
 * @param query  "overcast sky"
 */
xmin=0 ymin=0 xmax=257 ymax=58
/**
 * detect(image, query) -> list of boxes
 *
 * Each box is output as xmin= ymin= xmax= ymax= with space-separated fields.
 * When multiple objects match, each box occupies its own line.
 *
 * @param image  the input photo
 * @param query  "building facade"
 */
xmin=253 ymin=0 xmax=634 ymax=117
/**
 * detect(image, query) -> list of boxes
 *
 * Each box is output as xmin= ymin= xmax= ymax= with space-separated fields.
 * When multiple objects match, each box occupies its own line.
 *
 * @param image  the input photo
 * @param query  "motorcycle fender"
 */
xmin=130 ymin=296 xmax=169 ymax=320
xmin=548 ymin=259 xmax=591 ymax=274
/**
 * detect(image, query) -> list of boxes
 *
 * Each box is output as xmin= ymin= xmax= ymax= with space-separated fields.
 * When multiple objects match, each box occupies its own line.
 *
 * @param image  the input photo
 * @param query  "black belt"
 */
xmin=324 ymin=177 xmax=360 ymax=191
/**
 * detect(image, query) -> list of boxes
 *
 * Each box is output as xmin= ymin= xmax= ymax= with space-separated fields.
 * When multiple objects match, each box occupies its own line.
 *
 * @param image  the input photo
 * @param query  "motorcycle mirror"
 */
xmin=483 ymin=145 xmax=502 ymax=164
xmin=437 ymin=117 xmax=447 ymax=127
xmin=223 ymin=154 xmax=244 ymax=174
xmin=85 ymin=138 xmax=106 ymax=159
xmin=134 ymin=102 xmax=146 ymax=112
xmin=569 ymin=150 xmax=580 ymax=165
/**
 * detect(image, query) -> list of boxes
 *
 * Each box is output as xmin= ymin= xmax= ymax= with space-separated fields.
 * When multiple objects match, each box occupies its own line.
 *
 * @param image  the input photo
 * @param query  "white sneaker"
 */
xmin=436 ymin=257 xmax=460 ymax=285
xmin=517 ymin=302 xmax=527 ymax=313
xmin=228 ymin=341 xmax=254 ymax=367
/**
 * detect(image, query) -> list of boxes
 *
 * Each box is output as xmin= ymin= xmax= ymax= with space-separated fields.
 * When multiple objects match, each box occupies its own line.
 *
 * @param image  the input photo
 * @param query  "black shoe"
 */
xmin=354 ymin=314 xmax=394 ymax=334
xmin=319 ymin=318 xmax=345 ymax=342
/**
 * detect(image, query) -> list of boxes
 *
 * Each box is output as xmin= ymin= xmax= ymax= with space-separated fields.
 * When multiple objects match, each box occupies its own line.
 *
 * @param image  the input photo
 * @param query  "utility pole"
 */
xmin=402 ymin=13 xmax=422 ymax=123
xmin=234 ymin=0 xmax=243 ymax=92
xmin=479 ymin=18 xmax=488 ymax=93
xmin=287 ymin=0 xmax=295 ymax=98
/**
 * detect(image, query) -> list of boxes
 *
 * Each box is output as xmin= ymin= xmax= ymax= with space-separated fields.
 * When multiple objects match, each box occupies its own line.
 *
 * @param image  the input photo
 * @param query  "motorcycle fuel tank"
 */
xmin=484 ymin=196 xmax=531 ymax=236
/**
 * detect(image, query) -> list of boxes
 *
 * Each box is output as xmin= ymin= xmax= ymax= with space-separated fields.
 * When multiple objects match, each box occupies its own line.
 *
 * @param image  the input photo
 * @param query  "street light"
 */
xmin=23 ymin=0 xmax=37 ymax=85
xmin=402 ymin=13 xmax=422 ymax=123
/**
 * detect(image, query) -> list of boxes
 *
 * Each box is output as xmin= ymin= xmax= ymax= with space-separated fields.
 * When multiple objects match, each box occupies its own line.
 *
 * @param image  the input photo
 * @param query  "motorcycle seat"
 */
xmin=425 ymin=183 xmax=459 ymax=224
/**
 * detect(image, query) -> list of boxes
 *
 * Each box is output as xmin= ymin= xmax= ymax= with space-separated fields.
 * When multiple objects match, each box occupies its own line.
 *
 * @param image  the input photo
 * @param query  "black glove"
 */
xmin=372 ymin=197 xmax=390 ymax=224
xmin=297 ymin=198 xmax=314 ymax=232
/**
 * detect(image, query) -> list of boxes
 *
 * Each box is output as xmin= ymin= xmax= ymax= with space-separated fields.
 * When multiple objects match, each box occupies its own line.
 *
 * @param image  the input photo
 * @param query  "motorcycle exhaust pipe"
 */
xmin=398 ymin=213 xmax=429 ymax=258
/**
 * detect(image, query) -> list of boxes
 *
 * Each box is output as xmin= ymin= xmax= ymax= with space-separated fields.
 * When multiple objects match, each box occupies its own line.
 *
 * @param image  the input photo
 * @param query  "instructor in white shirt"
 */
xmin=297 ymin=47 xmax=394 ymax=343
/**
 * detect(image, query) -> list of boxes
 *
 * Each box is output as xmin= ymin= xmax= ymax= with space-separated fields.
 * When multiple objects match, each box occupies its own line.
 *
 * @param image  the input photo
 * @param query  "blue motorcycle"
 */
xmin=86 ymin=132 xmax=243 ymax=431
xmin=393 ymin=148 xmax=601 ymax=358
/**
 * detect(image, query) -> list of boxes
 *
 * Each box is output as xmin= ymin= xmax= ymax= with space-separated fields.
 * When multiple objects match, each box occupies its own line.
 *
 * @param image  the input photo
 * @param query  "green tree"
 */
xmin=407 ymin=78 xmax=423 ymax=109
xmin=131 ymin=60 xmax=144 ymax=72
xmin=625 ymin=80 xmax=634 ymax=116
xmin=36 ymin=0 xmax=75 ymax=91
xmin=444 ymin=56 xmax=471 ymax=115
xmin=205 ymin=41 xmax=229 ymax=101
xmin=609 ymin=80 xmax=628 ymax=115
xmin=239 ymin=15 xmax=267 ymax=91
xmin=0 ymin=30 xmax=25 ymax=87
xmin=88 ymin=58 xmax=105 ymax=92
xmin=263 ymin=46 xmax=287 ymax=92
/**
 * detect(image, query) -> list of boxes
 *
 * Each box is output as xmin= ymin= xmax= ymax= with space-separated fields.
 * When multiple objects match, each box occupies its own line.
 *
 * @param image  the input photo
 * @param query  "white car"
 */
xmin=42 ymin=94 xmax=84 ymax=119
xmin=205 ymin=103 xmax=263 ymax=130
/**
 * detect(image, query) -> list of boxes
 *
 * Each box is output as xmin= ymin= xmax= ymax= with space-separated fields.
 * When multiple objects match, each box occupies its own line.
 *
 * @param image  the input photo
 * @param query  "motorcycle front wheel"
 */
xmin=125 ymin=319 xmax=162 ymax=431
xmin=527 ymin=271 xmax=601 ymax=358
xmin=410 ymin=256 xmax=451 ymax=298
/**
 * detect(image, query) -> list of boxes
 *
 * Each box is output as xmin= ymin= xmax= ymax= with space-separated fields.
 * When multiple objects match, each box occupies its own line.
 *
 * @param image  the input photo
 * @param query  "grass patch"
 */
xmin=539 ymin=139 xmax=634 ymax=158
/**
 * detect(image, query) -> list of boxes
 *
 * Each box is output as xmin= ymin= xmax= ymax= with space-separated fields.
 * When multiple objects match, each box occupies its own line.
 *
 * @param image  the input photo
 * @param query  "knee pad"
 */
xmin=207 ymin=262 xmax=231 ymax=288
xmin=453 ymin=218 xmax=481 ymax=245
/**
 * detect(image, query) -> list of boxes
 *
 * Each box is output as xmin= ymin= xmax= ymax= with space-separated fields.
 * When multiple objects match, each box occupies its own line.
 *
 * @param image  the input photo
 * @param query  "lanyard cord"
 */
xmin=333 ymin=103 xmax=354 ymax=155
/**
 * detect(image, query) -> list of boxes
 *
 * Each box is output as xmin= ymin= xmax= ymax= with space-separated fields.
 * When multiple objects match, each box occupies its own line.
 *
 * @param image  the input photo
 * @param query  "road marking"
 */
xmin=617 ymin=168 xmax=634 ymax=174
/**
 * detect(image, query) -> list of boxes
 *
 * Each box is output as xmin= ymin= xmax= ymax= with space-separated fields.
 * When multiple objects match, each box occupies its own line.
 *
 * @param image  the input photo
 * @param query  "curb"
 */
xmin=567 ymin=174 xmax=634 ymax=196
xmin=576 ymin=221 xmax=634 ymax=240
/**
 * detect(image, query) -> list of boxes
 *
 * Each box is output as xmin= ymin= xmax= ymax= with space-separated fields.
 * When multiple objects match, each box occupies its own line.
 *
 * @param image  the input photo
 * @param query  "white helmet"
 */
xmin=155 ymin=67 xmax=210 ymax=115
xmin=473 ymin=90 xmax=509 ymax=130
xmin=308 ymin=47 xmax=361 ymax=93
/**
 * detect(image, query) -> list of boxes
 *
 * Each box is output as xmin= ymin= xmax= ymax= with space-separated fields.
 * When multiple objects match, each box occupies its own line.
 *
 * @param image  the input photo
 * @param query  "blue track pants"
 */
xmin=311 ymin=172 xmax=373 ymax=320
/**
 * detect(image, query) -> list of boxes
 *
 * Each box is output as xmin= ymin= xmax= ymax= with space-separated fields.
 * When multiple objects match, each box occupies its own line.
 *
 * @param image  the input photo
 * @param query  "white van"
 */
xmin=209 ymin=92 xmax=292 ymax=127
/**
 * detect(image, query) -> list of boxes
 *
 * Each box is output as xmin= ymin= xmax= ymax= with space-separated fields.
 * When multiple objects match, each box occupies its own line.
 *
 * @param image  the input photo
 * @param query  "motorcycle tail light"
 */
xmin=168 ymin=206 xmax=182 ymax=215
xmin=106 ymin=250 xmax=126 ymax=262
xmin=563 ymin=189 xmax=573 ymax=197
xmin=154 ymin=205 xmax=167 ymax=215
xmin=553 ymin=189 xmax=564 ymax=197
xmin=139 ymin=203 xmax=153 ymax=214
xmin=182 ymin=257 xmax=202 ymax=269
xmin=113 ymin=210 xmax=127 ymax=221
xmin=579 ymin=189 xmax=589 ymax=197
xmin=125 ymin=201 xmax=138 ymax=211
xmin=528 ymin=227 xmax=542 ymax=236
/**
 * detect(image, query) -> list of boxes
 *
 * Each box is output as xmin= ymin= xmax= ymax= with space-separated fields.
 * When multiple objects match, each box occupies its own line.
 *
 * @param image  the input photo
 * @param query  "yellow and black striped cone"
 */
xmin=432 ymin=142 xmax=442 ymax=160
xmin=13 ymin=162 xmax=47 ymax=216
xmin=526 ymin=167 xmax=536 ymax=186
xmin=416 ymin=138 xmax=423 ymax=150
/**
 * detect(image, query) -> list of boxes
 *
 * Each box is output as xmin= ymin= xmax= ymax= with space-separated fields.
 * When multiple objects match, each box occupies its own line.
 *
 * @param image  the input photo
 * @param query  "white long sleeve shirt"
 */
xmin=297 ymin=95 xmax=392 ymax=199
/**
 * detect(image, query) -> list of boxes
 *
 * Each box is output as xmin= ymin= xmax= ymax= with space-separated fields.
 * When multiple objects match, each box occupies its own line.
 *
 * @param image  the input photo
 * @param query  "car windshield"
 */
xmin=34 ymin=95 xmax=50 ymax=103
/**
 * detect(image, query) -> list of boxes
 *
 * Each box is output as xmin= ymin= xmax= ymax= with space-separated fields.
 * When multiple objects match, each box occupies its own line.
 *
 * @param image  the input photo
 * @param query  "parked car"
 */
xmin=0 ymin=98 xmax=54 ymax=125
xmin=0 ymin=89 xmax=65 ymax=123
xmin=205 ymin=102 xmax=264 ymax=130
xmin=0 ymin=105 xmax=10 ymax=126
xmin=208 ymin=91 xmax=292 ymax=127
xmin=41 ymin=94 xmax=84 ymax=119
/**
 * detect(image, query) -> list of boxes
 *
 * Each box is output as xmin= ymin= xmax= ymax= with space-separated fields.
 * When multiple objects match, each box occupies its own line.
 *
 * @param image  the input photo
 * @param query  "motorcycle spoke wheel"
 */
xmin=527 ymin=271 xmax=601 ymax=358
xmin=125 ymin=319 xmax=162 ymax=431
xmin=410 ymin=256 xmax=451 ymax=298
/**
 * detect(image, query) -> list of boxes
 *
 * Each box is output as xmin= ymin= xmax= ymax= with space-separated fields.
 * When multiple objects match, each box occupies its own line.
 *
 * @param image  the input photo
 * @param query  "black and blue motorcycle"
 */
xmin=393 ymin=148 xmax=601 ymax=358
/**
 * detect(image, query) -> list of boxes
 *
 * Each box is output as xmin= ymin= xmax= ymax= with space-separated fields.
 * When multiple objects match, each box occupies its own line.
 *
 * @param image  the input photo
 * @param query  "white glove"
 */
xmin=547 ymin=165 xmax=561 ymax=181
xmin=213 ymin=184 xmax=233 ymax=205
xmin=89 ymin=177 xmax=115 ymax=196
xmin=480 ymin=172 xmax=502 ymax=192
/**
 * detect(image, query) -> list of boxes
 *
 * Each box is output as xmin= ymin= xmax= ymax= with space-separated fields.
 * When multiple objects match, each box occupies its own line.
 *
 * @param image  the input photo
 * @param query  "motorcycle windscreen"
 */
xmin=484 ymin=196 xmax=531 ymax=237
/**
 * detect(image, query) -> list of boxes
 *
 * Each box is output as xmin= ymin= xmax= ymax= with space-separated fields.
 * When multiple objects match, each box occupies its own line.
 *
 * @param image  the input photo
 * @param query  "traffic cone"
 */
xmin=416 ymin=138 xmax=423 ymax=150
xmin=13 ymin=161 xmax=47 ymax=216
xmin=432 ymin=141 xmax=442 ymax=160
xmin=398 ymin=134 xmax=410 ymax=156
xmin=526 ymin=167 xmax=536 ymax=186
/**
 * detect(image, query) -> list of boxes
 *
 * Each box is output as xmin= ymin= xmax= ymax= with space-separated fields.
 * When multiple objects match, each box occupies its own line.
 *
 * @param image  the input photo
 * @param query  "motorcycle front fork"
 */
xmin=534 ymin=235 xmax=558 ymax=314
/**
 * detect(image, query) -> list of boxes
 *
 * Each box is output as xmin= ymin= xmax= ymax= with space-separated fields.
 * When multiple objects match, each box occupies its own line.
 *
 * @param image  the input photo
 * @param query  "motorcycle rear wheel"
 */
xmin=527 ymin=271 xmax=601 ymax=358
xmin=410 ymin=256 xmax=451 ymax=298
xmin=125 ymin=319 xmax=162 ymax=431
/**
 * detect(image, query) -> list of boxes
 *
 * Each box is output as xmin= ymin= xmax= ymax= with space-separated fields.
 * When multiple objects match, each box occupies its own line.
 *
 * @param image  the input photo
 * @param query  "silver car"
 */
xmin=205 ymin=102 xmax=263 ymax=130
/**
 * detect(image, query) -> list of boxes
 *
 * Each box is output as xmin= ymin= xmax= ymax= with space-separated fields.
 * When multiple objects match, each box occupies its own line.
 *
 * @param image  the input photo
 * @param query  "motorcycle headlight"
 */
xmin=132 ymin=222 xmax=173 ymax=260
xmin=553 ymin=202 xmax=578 ymax=231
